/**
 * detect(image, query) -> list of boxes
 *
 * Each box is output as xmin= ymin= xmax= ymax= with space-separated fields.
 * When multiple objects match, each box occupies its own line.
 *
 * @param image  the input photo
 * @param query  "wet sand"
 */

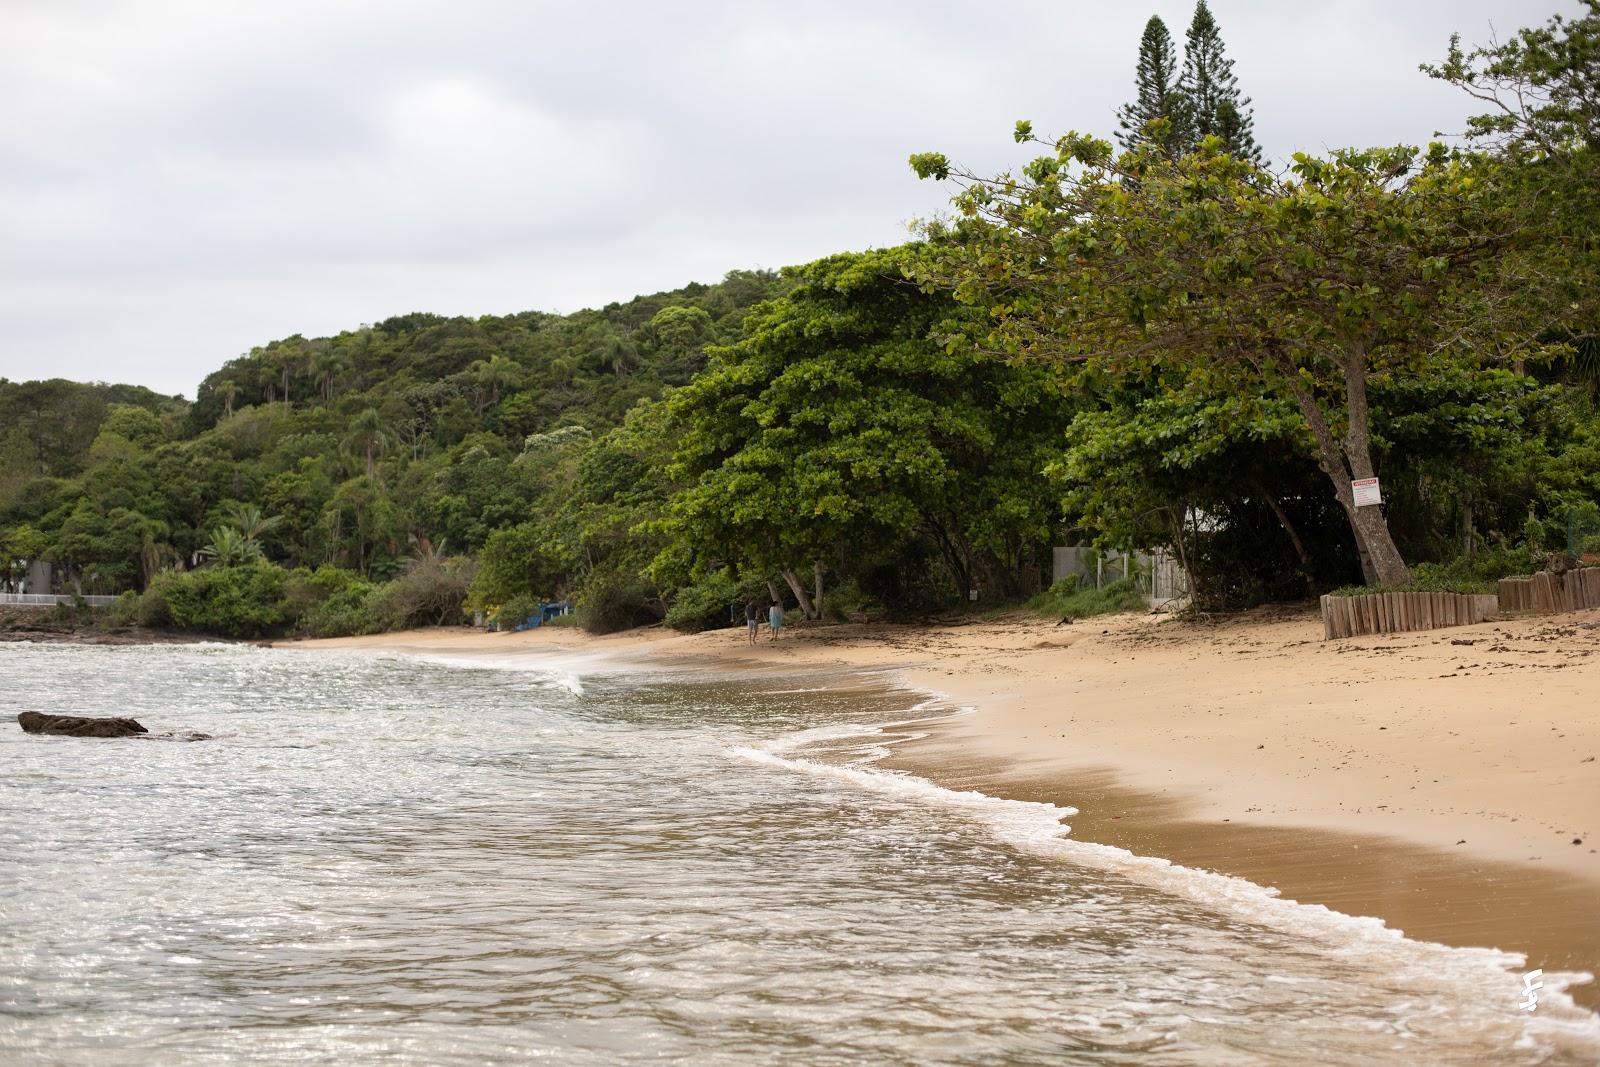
xmin=881 ymin=736 xmax=1600 ymax=1010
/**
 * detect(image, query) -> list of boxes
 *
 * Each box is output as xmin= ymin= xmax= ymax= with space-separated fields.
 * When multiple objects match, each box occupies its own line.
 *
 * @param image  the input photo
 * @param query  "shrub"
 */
xmin=579 ymin=569 xmax=662 ymax=634
xmin=663 ymin=569 xmax=746 ymax=633
xmin=130 ymin=575 xmax=174 ymax=628
xmin=468 ymin=521 xmax=577 ymax=612
xmin=1329 ymin=544 xmax=1547 ymax=597
xmin=284 ymin=566 xmax=375 ymax=637
xmin=821 ymin=578 xmax=881 ymax=623
xmin=284 ymin=558 xmax=475 ymax=637
xmin=366 ymin=556 xmax=475 ymax=630
xmin=107 ymin=590 xmax=141 ymax=627
xmin=1027 ymin=577 xmax=1147 ymax=619
xmin=157 ymin=562 xmax=290 ymax=637
xmin=496 ymin=593 xmax=542 ymax=630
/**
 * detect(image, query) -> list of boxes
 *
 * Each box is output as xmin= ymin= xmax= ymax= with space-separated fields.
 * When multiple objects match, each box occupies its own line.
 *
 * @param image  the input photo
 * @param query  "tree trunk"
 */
xmin=1338 ymin=355 xmax=1409 ymax=585
xmin=922 ymin=516 xmax=973 ymax=604
xmin=781 ymin=568 xmax=817 ymax=619
xmin=766 ymin=580 xmax=782 ymax=605
xmin=1281 ymin=355 xmax=1410 ymax=587
xmin=813 ymin=561 xmax=825 ymax=620
xmin=1260 ymin=489 xmax=1318 ymax=596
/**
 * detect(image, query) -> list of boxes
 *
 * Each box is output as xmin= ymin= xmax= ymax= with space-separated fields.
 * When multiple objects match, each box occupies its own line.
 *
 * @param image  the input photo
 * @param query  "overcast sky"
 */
xmin=0 ymin=0 xmax=1573 ymax=398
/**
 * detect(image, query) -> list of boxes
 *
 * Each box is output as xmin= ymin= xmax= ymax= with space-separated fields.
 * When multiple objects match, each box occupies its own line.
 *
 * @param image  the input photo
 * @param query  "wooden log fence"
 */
xmin=1497 ymin=567 xmax=1600 ymax=615
xmin=1321 ymin=567 xmax=1600 ymax=639
xmin=1320 ymin=591 xmax=1498 ymax=640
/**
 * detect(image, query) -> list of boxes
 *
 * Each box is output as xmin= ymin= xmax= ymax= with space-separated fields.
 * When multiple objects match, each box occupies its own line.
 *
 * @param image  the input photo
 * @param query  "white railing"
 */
xmin=0 ymin=593 xmax=122 ymax=607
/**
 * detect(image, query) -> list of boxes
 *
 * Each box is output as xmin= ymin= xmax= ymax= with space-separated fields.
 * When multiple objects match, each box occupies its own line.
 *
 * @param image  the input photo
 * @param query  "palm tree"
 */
xmin=269 ymin=340 xmax=308 ymax=407
xmin=138 ymin=527 xmax=179 ymax=588
xmin=310 ymin=343 xmax=347 ymax=403
xmin=222 ymin=501 xmax=283 ymax=546
xmin=344 ymin=408 xmax=391 ymax=480
xmin=217 ymin=379 xmax=239 ymax=417
xmin=468 ymin=354 xmax=524 ymax=416
xmin=198 ymin=526 xmax=263 ymax=567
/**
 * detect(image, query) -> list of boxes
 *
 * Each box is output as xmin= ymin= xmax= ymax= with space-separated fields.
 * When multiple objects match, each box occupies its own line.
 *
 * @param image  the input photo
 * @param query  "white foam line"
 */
xmin=300 ymin=646 xmax=603 ymax=696
xmin=734 ymin=712 xmax=1600 ymax=1050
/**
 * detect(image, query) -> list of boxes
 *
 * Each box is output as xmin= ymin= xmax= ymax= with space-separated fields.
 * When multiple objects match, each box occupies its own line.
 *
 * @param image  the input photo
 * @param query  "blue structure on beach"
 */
xmin=499 ymin=601 xmax=573 ymax=631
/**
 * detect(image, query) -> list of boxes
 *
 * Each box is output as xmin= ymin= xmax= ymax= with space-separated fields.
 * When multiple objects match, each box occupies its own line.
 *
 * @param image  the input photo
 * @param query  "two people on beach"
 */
xmin=745 ymin=600 xmax=784 ymax=644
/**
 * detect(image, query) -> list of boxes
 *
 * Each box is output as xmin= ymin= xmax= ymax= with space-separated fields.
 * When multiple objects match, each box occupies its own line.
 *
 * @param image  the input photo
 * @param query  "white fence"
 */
xmin=1051 ymin=546 xmax=1189 ymax=605
xmin=0 ymin=593 xmax=122 ymax=608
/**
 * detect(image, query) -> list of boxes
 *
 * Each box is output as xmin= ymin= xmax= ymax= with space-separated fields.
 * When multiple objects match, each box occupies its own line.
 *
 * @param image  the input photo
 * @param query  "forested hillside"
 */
xmin=0 ymin=272 xmax=787 ymax=631
xmin=3 ymin=2 xmax=1598 ymax=640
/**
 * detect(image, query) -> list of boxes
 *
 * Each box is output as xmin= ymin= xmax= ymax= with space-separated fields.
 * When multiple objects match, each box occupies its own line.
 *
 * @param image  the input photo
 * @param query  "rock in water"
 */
xmin=16 ymin=712 xmax=149 ymax=738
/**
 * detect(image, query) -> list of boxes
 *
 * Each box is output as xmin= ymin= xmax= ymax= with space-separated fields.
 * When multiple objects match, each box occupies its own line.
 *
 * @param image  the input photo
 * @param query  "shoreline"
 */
xmin=280 ymin=607 xmax=1600 ymax=1008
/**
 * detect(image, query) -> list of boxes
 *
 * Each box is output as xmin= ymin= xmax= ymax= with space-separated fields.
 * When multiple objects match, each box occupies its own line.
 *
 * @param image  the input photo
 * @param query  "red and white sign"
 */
xmin=1352 ymin=478 xmax=1382 ymax=507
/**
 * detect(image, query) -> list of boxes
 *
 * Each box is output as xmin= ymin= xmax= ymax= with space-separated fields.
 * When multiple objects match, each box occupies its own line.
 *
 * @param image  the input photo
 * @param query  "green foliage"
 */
xmin=1178 ymin=1 xmax=1261 ymax=163
xmin=496 ymin=593 xmax=543 ymax=629
xmin=5 ymin=5 xmax=1599 ymax=638
xmin=578 ymin=569 xmax=661 ymax=634
xmin=0 ymin=379 xmax=182 ymax=481
xmin=365 ymin=556 xmax=475 ymax=630
xmin=662 ymin=569 xmax=762 ymax=633
xmin=1425 ymin=1 xmax=1600 ymax=163
xmin=913 ymin=111 xmax=1538 ymax=589
xmin=1027 ymin=578 xmax=1147 ymax=619
xmin=1117 ymin=16 xmax=1188 ymax=157
xmin=469 ymin=520 xmax=578 ymax=609
xmin=152 ymin=562 xmax=290 ymax=637
xmin=290 ymin=566 xmax=379 ymax=638
xmin=1329 ymin=544 xmax=1544 ymax=596
xmin=655 ymin=247 xmax=1068 ymax=606
xmin=0 ymin=272 xmax=781 ymax=608
xmin=199 ymin=525 xmax=264 ymax=567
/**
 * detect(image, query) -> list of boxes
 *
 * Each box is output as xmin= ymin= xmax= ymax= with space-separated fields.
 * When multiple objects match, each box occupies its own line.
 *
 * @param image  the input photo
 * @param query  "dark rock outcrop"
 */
xmin=17 ymin=712 xmax=149 ymax=738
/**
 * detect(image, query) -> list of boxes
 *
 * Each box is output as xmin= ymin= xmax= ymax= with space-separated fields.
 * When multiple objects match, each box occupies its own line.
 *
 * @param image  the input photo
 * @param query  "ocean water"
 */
xmin=0 ymin=641 xmax=1595 ymax=1066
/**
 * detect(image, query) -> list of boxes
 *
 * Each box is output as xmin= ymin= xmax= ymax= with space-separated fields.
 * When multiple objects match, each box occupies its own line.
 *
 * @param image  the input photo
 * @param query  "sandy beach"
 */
xmin=285 ymin=605 xmax=1600 ymax=1005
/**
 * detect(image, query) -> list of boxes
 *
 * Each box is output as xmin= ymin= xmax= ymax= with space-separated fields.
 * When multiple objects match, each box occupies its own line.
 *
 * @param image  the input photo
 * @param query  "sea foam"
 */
xmin=734 ymin=701 xmax=1600 ymax=1058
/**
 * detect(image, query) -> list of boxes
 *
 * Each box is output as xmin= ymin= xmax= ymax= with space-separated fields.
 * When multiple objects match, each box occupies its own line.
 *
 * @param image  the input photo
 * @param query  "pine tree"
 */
xmin=1178 ymin=1 xmax=1262 ymax=163
xmin=1116 ymin=16 xmax=1188 ymax=157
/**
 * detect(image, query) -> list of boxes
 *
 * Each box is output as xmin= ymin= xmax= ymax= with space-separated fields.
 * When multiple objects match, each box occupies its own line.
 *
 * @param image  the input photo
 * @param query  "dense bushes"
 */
xmin=292 ymin=567 xmax=378 ymax=637
xmin=578 ymin=569 xmax=662 ymax=634
xmin=366 ymin=556 xmax=475 ymax=630
xmin=662 ymin=569 xmax=753 ymax=633
xmin=118 ymin=555 xmax=476 ymax=639
xmin=495 ymin=593 xmax=542 ymax=630
xmin=147 ymin=562 xmax=290 ymax=637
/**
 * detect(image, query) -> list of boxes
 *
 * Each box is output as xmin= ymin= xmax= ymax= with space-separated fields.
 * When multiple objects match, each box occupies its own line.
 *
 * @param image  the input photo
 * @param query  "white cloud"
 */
xmin=0 ymin=0 xmax=1575 ymax=397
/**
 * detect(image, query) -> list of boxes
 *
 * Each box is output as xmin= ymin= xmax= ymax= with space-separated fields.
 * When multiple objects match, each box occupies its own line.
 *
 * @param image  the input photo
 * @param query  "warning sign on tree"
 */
xmin=1352 ymin=478 xmax=1382 ymax=507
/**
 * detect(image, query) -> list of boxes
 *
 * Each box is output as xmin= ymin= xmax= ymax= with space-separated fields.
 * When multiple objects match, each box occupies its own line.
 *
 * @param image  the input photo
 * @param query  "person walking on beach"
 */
xmin=744 ymin=600 xmax=762 ymax=645
xmin=768 ymin=600 xmax=784 ymax=641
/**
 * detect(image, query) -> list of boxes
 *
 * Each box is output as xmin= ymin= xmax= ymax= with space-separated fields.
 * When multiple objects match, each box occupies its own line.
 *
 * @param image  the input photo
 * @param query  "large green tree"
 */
xmin=1178 ymin=1 xmax=1262 ymax=163
xmin=1117 ymin=16 xmax=1189 ymax=158
xmin=1427 ymin=2 xmax=1600 ymax=389
xmin=655 ymin=248 xmax=1070 ymax=612
xmin=912 ymin=129 xmax=1528 ymax=587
